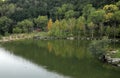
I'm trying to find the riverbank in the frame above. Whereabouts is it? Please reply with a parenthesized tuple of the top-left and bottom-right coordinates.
(1, 33, 120, 67)
(105, 50, 120, 67)
(0, 34, 33, 42)
(0, 32, 48, 42)
(0, 32, 120, 42)
(33, 36, 120, 41)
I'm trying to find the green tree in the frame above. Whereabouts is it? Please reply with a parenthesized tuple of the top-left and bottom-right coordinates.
(0, 16, 13, 35)
(34, 16, 48, 31)
(105, 26, 111, 37)
(56, 4, 74, 19)
(103, 4, 119, 38)
(112, 11, 120, 41)
(82, 4, 95, 37)
(76, 16, 86, 37)
(65, 10, 76, 19)
(116, 1, 120, 9)
(49, 20, 60, 37)
(0, 3, 16, 16)
(88, 22, 95, 38)
(13, 27, 22, 34)
(103, 4, 119, 13)
(82, 4, 95, 22)
(60, 19, 68, 37)
(15, 19, 34, 33)
(67, 18, 76, 36)
(89, 10, 105, 38)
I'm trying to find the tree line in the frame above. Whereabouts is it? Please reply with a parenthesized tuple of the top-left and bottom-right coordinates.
(47, 1, 120, 38)
(0, 0, 120, 39)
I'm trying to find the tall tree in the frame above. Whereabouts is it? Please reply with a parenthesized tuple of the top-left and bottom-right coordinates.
(89, 10, 105, 38)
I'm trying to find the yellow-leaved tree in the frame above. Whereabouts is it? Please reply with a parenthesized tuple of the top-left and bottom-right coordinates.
(47, 19, 53, 31)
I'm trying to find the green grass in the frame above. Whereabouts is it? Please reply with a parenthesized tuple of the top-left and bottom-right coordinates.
(32, 32, 48, 36)
(111, 49, 120, 58)
(0, 32, 48, 42)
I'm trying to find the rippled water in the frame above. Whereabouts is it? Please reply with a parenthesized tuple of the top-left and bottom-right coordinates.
(0, 40, 120, 78)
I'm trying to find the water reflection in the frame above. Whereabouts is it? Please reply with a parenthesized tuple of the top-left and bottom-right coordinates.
(0, 48, 69, 78)
(47, 40, 90, 59)
(1, 39, 120, 78)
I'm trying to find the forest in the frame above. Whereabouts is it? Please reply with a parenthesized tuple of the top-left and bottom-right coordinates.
(0, 0, 120, 39)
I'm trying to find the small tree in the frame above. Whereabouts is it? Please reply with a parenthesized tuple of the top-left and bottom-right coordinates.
(47, 18, 53, 31)
(88, 22, 95, 38)
(60, 19, 68, 37)
(76, 16, 86, 37)
(67, 18, 76, 36)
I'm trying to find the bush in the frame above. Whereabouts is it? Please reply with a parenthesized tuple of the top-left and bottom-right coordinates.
(13, 27, 22, 33)
(0, 35, 3, 39)
(5, 32, 10, 36)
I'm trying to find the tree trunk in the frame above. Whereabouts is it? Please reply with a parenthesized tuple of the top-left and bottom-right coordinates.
(113, 23, 116, 49)
(100, 23, 103, 39)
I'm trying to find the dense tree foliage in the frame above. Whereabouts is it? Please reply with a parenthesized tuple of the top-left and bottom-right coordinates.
(6, 0, 119, 21)
(0, 0, 120, 38)
(13, 19, 34, 33)
(48, 2, 120, 38)
(0, 16, 13, 35)
(34, 16, 48, 31)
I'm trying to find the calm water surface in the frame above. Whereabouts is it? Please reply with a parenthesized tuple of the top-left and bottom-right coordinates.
(0, 40, 120, 78)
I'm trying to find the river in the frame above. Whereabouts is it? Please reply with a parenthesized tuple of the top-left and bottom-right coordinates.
(0, 39, 120, 78)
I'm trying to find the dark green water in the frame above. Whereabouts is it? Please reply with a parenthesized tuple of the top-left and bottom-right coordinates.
(0, 39, 120, 78)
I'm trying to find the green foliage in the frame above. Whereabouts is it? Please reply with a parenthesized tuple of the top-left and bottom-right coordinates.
(116, 1, 120, 9)
(0, 0, 120, 38)
(34, 16, 48, 31)
(112, 11, 120, 22)
(82, 4, 95, 21)
(0, 16, 13, 35)
(103, 4, 118, 13)
(88, 22, 95, 38)
(76, 16, 86, 31)
(0, 3, 16, 16)
(65, 10, 76, 19)
(0, 34, 2, 39)
(15, 19, 34, 33)
(56, 3, 74, 19)
(4, 32, 10, 36)
(89, 39, 109, 59)
(13, 27, 22, 33)
(105, 26, 111, 37)
(89, 10, 105, 24)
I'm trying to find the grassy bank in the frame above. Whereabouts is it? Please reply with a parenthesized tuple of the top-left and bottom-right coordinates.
(0, 32, 48, 42)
